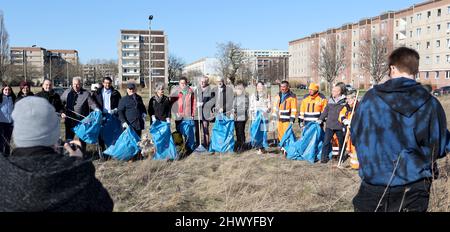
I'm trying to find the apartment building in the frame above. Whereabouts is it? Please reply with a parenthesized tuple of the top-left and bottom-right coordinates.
(394, 0, 450, 88)
(242, 49, 290, 84)
(10, 47, 79, 85)
(182, 58, 220, 82)
(83, 63, 118, 85)
(118, 29, 168, 92)
(289, 0, 450, 89)
(48, 49, 79, 65)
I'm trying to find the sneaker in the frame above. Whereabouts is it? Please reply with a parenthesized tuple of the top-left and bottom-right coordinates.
(257, 149, 263, 155)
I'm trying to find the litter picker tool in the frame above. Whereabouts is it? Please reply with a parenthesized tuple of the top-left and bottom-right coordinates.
(194, 97, 207, 153)
(337, 90, 360, 168)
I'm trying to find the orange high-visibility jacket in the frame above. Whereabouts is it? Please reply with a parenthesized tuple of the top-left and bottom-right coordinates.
(272, 91, 298, 122)
(298, 93, 327, 122)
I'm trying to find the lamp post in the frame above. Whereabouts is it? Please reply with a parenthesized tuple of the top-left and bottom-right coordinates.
(49, 52, 52, 84)
(22, 49, 27, 82)
(148, 15, 153, 96)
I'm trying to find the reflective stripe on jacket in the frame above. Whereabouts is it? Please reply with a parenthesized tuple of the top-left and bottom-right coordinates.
(299, 93, 327, 122)
(272, 91, 297, 122)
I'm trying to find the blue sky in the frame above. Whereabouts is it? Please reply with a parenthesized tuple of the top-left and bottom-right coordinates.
(1, 0, 420, 64)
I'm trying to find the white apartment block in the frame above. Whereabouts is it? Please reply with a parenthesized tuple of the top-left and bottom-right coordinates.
(118, 29, 168, 91)
(182, 58, 220, 82)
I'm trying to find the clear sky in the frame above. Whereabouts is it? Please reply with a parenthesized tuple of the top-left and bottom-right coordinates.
(1, 0, 420, 64)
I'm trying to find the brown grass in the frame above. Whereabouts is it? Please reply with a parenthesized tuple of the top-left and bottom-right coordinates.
(94, 96, 450, 212)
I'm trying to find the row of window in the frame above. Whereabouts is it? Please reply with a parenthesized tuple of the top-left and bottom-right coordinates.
(417, 71, 450, 79)
(405, 6, 450, 24)
(424, 54, 450, 65)
(413, 39, 450, 50)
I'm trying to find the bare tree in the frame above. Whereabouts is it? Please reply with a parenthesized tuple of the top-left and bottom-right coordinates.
(0, 11, 9, 81)
(313, 34, 347, 92)
(168, 54, 185, 82)
(359, 36, 390, 85)
(216, 41, 245, 85)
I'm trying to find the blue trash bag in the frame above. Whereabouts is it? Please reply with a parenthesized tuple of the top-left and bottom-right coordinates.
(100, 113, 122, 147)
(150, 120, 178, 160)
(250, 110, 269, 149)
(209, 114, 235, 153)
(73, 110, 102, 144)
(176, 120, 196, 151)
(279, 123, 296, 150)
(286, 122, 331, 163)
(103, 127, 141, 161)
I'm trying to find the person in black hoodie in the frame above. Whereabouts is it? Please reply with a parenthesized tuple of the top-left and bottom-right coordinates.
(317, 84, 347, 164)
(351, 47, 449, 212)
(35, 79, 64, 113)
(148, 83, 171, 125)
(15, 80, 34, 103)
(0, 97, 113, 212)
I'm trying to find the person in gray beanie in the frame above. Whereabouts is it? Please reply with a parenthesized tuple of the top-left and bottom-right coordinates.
(0, 97, 114, 212)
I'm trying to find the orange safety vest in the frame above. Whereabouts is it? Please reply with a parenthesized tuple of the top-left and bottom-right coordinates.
(299, 93, 327, 122)
(272, 91, 297, 122)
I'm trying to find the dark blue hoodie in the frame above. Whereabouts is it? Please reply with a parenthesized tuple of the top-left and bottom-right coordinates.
(351, 77, 448, 187)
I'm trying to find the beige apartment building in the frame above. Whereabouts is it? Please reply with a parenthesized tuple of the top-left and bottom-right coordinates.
(394, 0, 450, 88)
(10, 47, 79, 85)
(118, 29, 168, 92)
(48, 49, 79, 65)
(289, 0, 450, 89)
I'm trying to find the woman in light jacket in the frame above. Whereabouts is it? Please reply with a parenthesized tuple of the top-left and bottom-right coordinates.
(249, 81, 271, 154)
(0, 84, 16, 156)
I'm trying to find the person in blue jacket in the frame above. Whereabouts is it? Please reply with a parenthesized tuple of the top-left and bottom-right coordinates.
(351, 47, 449, 212)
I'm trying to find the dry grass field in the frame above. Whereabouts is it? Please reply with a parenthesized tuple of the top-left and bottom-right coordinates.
(92, 96, 450, 212)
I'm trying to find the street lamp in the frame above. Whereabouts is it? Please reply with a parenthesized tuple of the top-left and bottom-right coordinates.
(148, 15, 153, 96)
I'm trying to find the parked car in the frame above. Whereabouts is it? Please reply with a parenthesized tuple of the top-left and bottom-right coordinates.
(53, 87, 68, 96)
(346, 84, 356, 93)
(433, 86, 450, 97)
(296, 84, 307, 90)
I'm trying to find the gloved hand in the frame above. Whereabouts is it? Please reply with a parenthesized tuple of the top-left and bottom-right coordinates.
(299, 120, 305, 128)
(142, 113, 147, 121)
(166, 118, 170, 123)
(343, 119, 350, 126)
(151, 115, 157, 122)
(198, 102, 203, 107)
(317, 120, 323, 125)
(230, 113, 235, 120)
(122, 123, 128, 129)
(94, 108, 101, 112)
(110, 108, 118, 115)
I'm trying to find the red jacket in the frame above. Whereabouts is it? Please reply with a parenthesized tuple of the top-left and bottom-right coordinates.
(177, 87, 196, 118)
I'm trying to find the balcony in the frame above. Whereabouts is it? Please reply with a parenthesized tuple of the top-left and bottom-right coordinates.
(122, 56, 140, 60)
(122, 63, 140, 68)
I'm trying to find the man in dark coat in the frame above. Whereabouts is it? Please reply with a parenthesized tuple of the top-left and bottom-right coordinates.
(0, 97, 113, 212)
(317, 84, 347, 164)
(194, 76, 215, 148)
(35, 79, 64, 113)
(118, 83, 146, 137)
(211, 77, 234, 118)
(60, 77, 100, 152)
(93, 77, 122, 115)
(93, 77, 122, 152)
(351, 47, 449, 212)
